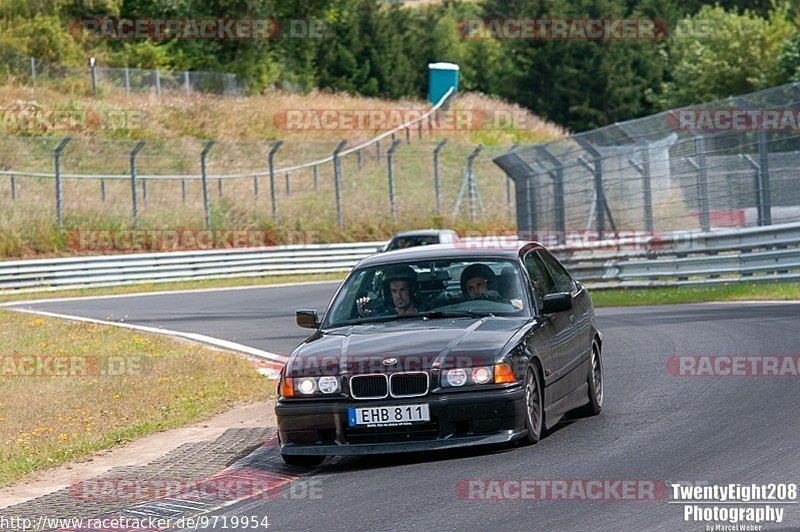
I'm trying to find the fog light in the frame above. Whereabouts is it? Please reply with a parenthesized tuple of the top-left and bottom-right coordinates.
(297, 377, 317, 395)
(446, 368, 467, 387)
(318, 376, 339, 394)
(472, 366, 492, 384)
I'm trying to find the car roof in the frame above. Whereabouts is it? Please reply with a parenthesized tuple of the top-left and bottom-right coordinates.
(359, 240, 543, 268)
(389, 229, 456, 238)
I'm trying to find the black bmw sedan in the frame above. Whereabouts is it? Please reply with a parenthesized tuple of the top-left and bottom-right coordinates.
(275, 241, 603, 466)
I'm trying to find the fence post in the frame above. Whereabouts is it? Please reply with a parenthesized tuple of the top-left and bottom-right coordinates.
(155, 70, 161, 96)
(200, 140, 215, 229)
(130, 140, 145, 227)
(387, 139, 402, 222)
(184, 71, 191, 93)
(313, 165, 319, 191)
(357, 149, 362, 170)
(253, 174, 259, 200)
(418, 120, 423, 140)
(54, 136, 72, 227)
(101, 178, 106, 203)
(735, 96, 772, 225)
(575, 138, 617, 240)
(268, 141, 283, 222)
(616, 123, 654, 235)
(218, 177, 223, 198)
(405, 127, 410, 144)
(376, 140, 381, 160)
(332, 140, 347, 228)
(505, 144, 518, 219)
(693, 134, 711, 232)
(181, 179, 186, 203)
(453, 145, 483, 221)
(466, 146, 482, 222)
(433, 139, 447, 214)
(285, 173, 291, 195)
(534, 146, 566, 242)
(10, 175, 16, 201)
(89, 58, 97, 95)
(124, 67, 130, 94)
(757, 130, 772, 225)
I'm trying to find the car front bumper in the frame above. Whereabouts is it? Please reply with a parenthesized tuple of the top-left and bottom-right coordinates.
(275, 385, 527, 456)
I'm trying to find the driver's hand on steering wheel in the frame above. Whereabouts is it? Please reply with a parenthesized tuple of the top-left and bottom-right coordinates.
(356, 296, 374, 317)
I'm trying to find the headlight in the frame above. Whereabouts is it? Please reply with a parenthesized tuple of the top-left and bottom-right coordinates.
(442, 366, 493, 387)
(472, 366, 492, 384)
(445, 368, 468, 387)
(440, 364, 517, 388)
(297, 377, 317, 395)
(318, 376, 340, 394)
(279, 375, 341, 397)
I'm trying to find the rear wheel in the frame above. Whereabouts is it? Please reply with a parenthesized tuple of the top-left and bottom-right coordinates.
(281, 454, 325, 467)
(578, 341, 603, 416)
(521, 365, 544, 445)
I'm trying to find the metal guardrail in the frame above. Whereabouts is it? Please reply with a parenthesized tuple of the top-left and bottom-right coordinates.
(0, 222, 798, 294)
(0, 242, 385, 293)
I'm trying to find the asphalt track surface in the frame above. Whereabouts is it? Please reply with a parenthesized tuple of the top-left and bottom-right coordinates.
(10, 285, 800, 531)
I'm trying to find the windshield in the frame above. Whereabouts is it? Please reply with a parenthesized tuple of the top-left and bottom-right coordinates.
(323, 258, 529, 328)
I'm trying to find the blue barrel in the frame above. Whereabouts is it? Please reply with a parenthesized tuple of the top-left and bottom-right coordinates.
(428, 62, 459, 104)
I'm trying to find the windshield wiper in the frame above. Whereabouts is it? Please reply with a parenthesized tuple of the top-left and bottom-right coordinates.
(420, 310, 488, 319)
(336, 313, 430, 326)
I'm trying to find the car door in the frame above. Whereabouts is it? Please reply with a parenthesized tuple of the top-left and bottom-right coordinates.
(523, 251, 580, 403)
(538, 250, 588, 397)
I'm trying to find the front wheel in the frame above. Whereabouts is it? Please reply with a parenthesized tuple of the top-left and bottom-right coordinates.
(281, 454, 325, 467)
(521, 365, 544, 445)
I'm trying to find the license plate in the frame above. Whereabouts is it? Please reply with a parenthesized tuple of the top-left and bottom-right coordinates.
(348, 404, 430, 427)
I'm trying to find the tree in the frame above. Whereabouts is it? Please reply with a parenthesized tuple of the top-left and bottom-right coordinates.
(659, 5, 794, 108)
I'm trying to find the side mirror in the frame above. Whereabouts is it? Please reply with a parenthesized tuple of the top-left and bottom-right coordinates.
(541, 292, 572, 314)
(296, 309, 320, 329)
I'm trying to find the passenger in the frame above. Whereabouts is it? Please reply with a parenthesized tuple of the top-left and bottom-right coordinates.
(460, 263, 523, 309)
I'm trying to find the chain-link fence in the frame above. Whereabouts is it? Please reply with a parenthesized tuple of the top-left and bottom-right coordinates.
(494, 82, 800, 243)
(0, 87, 517, 246)
(1, 54, 243, 96)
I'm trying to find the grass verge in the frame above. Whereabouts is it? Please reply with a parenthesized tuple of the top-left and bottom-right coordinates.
(0, 309, 274, 487)
(590, 282, 800, 307)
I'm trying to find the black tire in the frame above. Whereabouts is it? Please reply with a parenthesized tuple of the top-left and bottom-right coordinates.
(578, 341, 603, 416)
(521, 364, 545, 445)
(281, 454, 325, 467)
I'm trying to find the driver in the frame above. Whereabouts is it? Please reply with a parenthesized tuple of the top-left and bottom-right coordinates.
(357, 266, 425, 317)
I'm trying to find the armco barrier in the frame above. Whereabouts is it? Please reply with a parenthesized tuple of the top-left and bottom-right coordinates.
(0, 222, 798, 294)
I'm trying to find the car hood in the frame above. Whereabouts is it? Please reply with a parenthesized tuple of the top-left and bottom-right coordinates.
(286, 317, 530, 376)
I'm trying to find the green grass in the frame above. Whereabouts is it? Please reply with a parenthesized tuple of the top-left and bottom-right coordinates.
(0, 309, 274, 486)
(590, 282, 800, 307)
